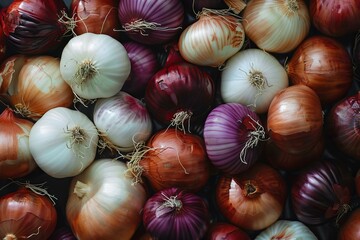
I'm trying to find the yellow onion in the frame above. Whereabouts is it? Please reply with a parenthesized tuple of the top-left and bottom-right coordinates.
(224, 0, 247, 14)
(0, 54, 28, 95)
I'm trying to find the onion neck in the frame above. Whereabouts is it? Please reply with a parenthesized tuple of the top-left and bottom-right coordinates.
(285, 0, 299, 12)
(243, 181, 261, 198)
(73, 181, 90, 198)
(161, 194, 182, 212)
(3, 234, 17, 240)
(75, 59, 97, 85)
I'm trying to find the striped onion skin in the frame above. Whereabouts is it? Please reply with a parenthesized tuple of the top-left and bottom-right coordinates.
(118, 0, 184, 45)
(203, 103, 266, 175)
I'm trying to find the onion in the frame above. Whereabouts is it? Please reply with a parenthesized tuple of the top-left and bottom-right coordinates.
(287, 35, 353, 106)
(254, 220, 318, 240)
(8, 55, 74, 121)
(29, 107, 99, 178)
(291, 159, 354, 225)
(206, 222, 251, 240)
(178, 10, 245, 67)
(242, 0, 310, 53)
(0, 187, 57, 240)
(203, 103, 266, 175)
(325, 92, 360, 161)
(267, 85, 323, 154)
(310, 0, 360, 37)
(220, 48, 289, 114)
(144, 63, 215, 129)
(93, 91, 153, 153)
(70, 0, 121, 39)
(66, 159, 148, 240)
(1, 0, 72, 55)
(338, 208, 360, 240)
(118, 0, 184, 45)
(59, 32, 131, 101)
(0, 54, 28, 95)
(49, 226, 77, 240)
(127, 128, 211, 192)
(0, 23, 6, 63)
(122, 41, 160, 98)
(142, 187, 210, 240)
(215, 162, 287, 231)
(0, 108, 36, 179)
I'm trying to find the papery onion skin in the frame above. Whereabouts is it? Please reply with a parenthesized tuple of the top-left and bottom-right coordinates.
(144, 63, 215, 126)
(203, 103, 266, 175)
(206, 222, 251, 240)
(142, 187, 210, 240)
(291, 160, 354, 225)
(254, 220, 318, 240)
(310, 0, 360, 37)
(242, 0, 310, 53)
(338, 208, 360, 240)
(139, 128, 210, 192)
(66, 159, 148, 240)
(0, 187, 57, 240)
(118, 0, 184, 45)
(267, 85, 323, 154)
(215, 163, 287, 231)
(178, 12, 245, 67)
(70, 0, 121, 39)
(0, 54, 28, 94)
(287, 35, 353, 106)
(0, 108, 36, 179)
(325, 92, 360, 161)
(1, 0, 69, 55)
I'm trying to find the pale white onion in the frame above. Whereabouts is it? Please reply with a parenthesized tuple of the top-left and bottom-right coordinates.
(242, 0, 310, 53)
(29, 107, 99, 178)
(178, 10, 245, 67)
(255, 220, 318, 240)
(60, 33, 131, 100)
(66, 159, 147, 240)
(93, 91, 153, 153)
(220, 48, 288, 114)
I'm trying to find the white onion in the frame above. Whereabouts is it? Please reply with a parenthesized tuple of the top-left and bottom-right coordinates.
(60, 33, 131, 100)
(29, 107, 99, 178)
(220, 48, 289, 114)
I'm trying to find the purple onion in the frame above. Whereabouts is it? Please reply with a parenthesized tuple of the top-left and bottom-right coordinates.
(122, 41, 159, 98)
(203, 103, 266, 175)
(291, 159, 354, 225)
(118, 0, 184, 45)
(49, 226, 77, 240)
(142, 187, 210, 240)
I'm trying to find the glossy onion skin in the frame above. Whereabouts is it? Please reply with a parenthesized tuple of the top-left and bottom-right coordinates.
(338, 208, 360, 240)
(206, 222, 251, 240)
(326, 92, 360, 161)
(267, 85, 323, 154)
(142, 187, 210, 240)
(291, 160, 354, 225)
(287, 35, 353, 106)
(203, 103, 265, 175)
(0, 188, 57, 240)
(215, 163, 287, 231)
(1, 0, 68, 55)
(145, 63, 215, 126)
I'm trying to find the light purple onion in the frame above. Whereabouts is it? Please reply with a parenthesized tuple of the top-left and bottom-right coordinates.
(142, 187, 210, 240)
(122, 41, 159, 98)
(203, 103, 266, 175)
(118, 0, 184, 45)
(49, 226, 77, 240)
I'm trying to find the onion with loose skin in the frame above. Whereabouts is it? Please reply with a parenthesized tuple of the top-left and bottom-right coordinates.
(8, 55, 74, 121)
(0, 108, 36, 179)
(66, 159, 148, 240)
(287, 35, 353, 106)
(325, 92, 360, 161)
(242, 0, 310, 53)
(267, 85, 323, 154)
(310, 0, 360, 37)
(178, 10, 245, 67)
(338, 208, 360, 240)
(142, 187, 210, 240)
(0, 55, 28, 95)
(206, 222, 251, 240)
(0, 187, 57, 240)
(215, 162, 287, 231)
(220, 48, 289, 114)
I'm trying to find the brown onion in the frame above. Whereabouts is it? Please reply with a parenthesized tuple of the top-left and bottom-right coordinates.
(267, 85, 323, 154)
(0, 55, 28, 95)
(215, 162, 287, 231)
(287, 35, 353, 106)
(338, 208, 360, 240)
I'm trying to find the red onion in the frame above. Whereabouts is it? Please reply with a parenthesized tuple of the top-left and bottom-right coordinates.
(338, 208, 360, 240)
(291, 159, 354, 225)
(118, 0, 184, 45)
(144, 63, 215, 129)
(49, 227, 77, 240)
(1, 0, 71, 55)
(203, 103, 266, 175)
(326, 92, 360, 161)
(206, 222, 251, 240)
(122, 41, 160, 98)
(142, 187, 210, 240)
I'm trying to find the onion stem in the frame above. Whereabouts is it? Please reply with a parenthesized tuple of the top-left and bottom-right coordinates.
(336, 204, 352, 226)
(74, 60, 98, 86)
(73, 181, 90, 198)
(161, 193, 182, 211)
(285, 0, 299, 12)
(4, 234, 17, 240)
(121, 19, 182, 36)
(170, 111, 192, 133)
